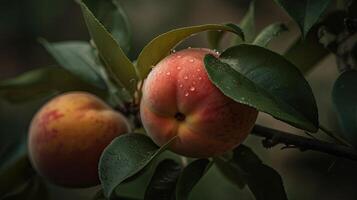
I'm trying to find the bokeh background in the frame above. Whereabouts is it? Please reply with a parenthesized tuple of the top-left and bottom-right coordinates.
(1, 0, 356, 199)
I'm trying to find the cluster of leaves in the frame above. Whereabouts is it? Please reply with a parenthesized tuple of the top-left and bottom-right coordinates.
(1, 0, 355, 199)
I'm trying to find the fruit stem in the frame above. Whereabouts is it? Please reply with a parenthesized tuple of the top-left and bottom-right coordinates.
(251, 125, 357, 161)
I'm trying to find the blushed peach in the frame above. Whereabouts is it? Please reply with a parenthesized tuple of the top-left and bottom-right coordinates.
(140, 48, 258, 158)
(28, 92, 130, 187)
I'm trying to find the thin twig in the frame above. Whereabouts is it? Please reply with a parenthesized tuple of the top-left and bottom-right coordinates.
(251, 125, 357, 161)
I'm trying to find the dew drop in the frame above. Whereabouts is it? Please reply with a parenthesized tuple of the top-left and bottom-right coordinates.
(184, 76, 188, 80)
(188, 46, 192, 49)
(198, 77, 202, 80)
(189, 59, 194, 63)
(196, 68, 201, 72)
(158, 70, 162, 74)
(166, 72, 171, 76)
(185, 92, 189, 97)
(179, 84, 183, 88)
(190, 86, 195, 91)
(177, 55, 182, 58)
(170, 49, 176, 53)
(177, 66, 182, 70)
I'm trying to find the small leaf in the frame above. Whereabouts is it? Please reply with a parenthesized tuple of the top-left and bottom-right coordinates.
(204, 44, 318, 132)
(136, 23, 244, 80)
(0, 67, 107, 103)
(99, 134, 176, 199)
(41, 40, 106, 89)
(144, 159, 182, 200)
(207, 30, 225, 50)
(215, 145, 288, 200)
(237, 0, 256, 44)
(284, 26, 329, 74)
(84, 0, 132, 54)
(253, 23, 288, 47)
(274, 0, 332, 36)
(214, 155, 246, 189)
(176, 159, 211, 200)
(332, 70, 357, 147)
(79, 1, 138, 97)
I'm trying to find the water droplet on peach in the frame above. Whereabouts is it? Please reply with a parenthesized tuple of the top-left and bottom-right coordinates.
(184, 76, 188, 80)
(190, 86, 195, 91)
(185, 92, 189, 97)
(189, 59, 194, 63)
(177, 66, 182, 70)
(166, 72, 171, 76)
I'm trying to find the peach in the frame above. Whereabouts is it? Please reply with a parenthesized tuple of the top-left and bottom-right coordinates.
(28, 92, 130, 187)
(140, 48, 258, 158)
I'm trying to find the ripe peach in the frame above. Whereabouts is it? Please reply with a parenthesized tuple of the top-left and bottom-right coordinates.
(28, 92, 130, 187)
(140, 48, 258, 158)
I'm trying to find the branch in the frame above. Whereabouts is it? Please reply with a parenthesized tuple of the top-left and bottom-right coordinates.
(251, 125, 357, 161)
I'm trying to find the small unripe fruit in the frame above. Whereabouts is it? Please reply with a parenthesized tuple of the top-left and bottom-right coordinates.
(28, 92, 130, 187)
(140, 48, 258, 158)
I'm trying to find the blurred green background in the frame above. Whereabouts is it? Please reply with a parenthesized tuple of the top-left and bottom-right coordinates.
(1, 0, 357, 199)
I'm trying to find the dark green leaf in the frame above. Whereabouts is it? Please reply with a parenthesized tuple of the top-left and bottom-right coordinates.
(215, 145, 288, 200)
(0, 67, 107, 103)
(84, 0, 132, 54)
(144, 159, 182, 200)
(332, 70, 357, 147)
(176, 159, 211, 200)
(41, 40, 106, 89)
(214, 155, 246, 189)
(253, 23, 288, 47)
(99, 134, 176, 199)
(237, 0, 256, 44)
(79, 1, 138, 98)
(1, 176, 48, 200)
(284, 26, 329, 74)
(204, 44, 318, 132)
(207, 30, 225, 50)
(136, 23, 244, 80)
(273, 0, 332, 36)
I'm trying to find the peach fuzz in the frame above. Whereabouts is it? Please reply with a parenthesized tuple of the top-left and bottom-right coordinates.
(140, 48, 258, 158)
(28, 92, 130, 187)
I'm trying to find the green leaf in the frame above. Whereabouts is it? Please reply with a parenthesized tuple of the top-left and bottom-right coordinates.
(237, 0, 256, 44)
(253, 23, 288, 47)
(0, 67, 106, 103)
(176, 159, 211, 200)
(215, 145, 287, 200)
(79, 1, 138, 97)
(136, 23, 244, 80)
(99, 134, 176, 199)
(84, 0, 132, 54)
(332, 70, 357, 147)
(144, 159, 182, 200)
(204, 44, 318, 132)
(214, 155, 246, 189)
(284, 26, 329, 74)
(273, 0, 332, 36)
(40, 40, 106, 89)
(207, 30, 225, 50)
